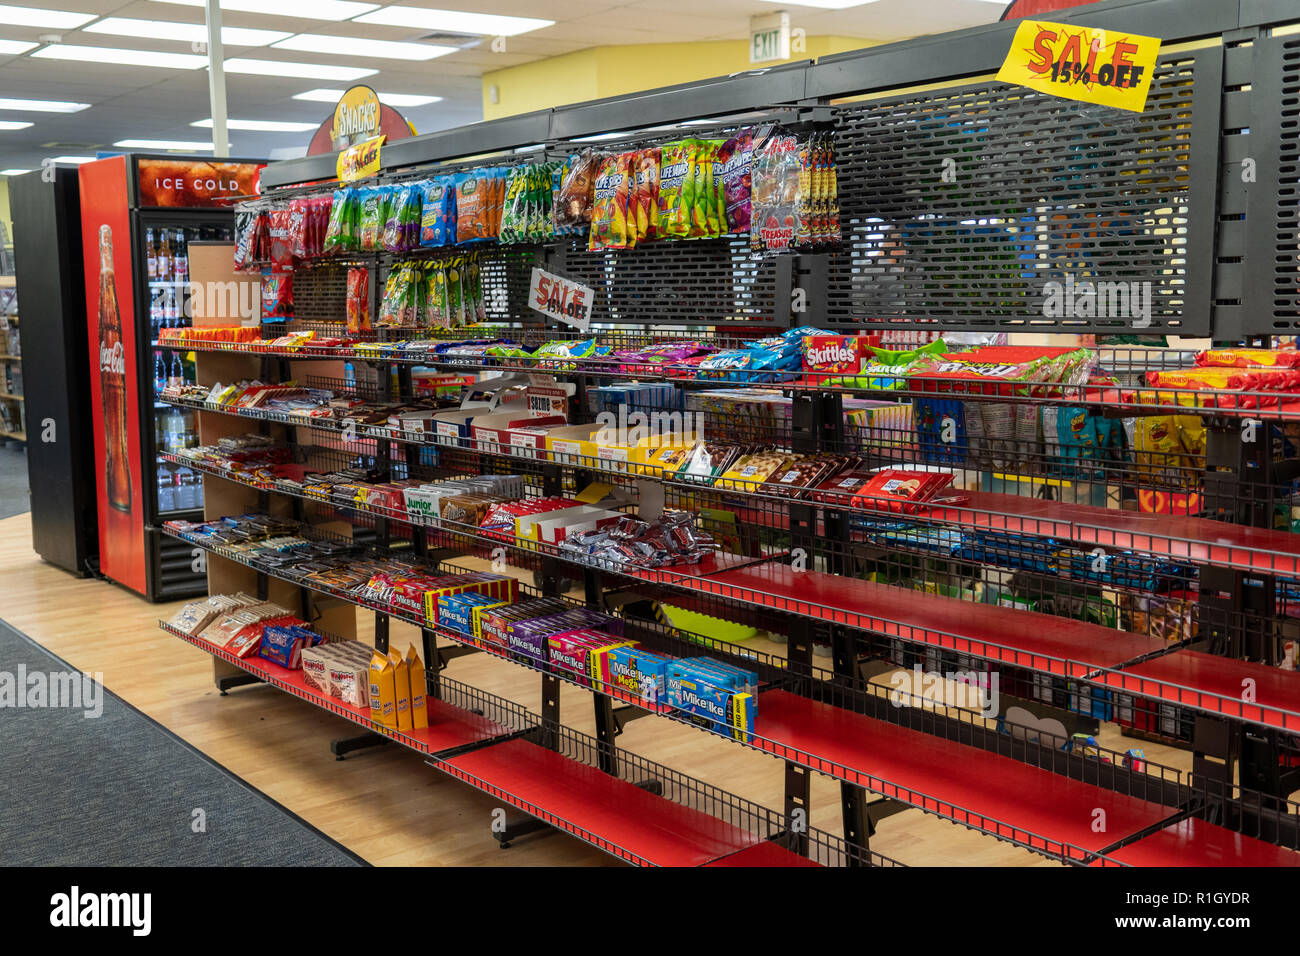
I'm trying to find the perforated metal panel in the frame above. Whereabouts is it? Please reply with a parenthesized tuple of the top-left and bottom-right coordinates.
(823, 49, 1219, 334)
(552, 236, 786, 327)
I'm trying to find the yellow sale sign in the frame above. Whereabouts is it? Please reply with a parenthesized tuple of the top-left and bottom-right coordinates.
(336, 135, 385, 182)
(997, 20, 1162, 113)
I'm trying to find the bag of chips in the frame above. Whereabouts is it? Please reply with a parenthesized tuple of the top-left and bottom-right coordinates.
(555, 150, 601, 230)
(466, 256, 488, 323)
(499, 165, 531, 244)
(455, 171, 496, 244)
(657, 141, 696, 239)
(357, 186, 389, 252)
(346, 266, 370, 334)
(323, 186, 359, 253)
(382, 182, 421, 253)
(589, 152, 634, 251)
(378, 263, 423, 328)
(445, 258, 466, 326)
(417, 178, 455, 247)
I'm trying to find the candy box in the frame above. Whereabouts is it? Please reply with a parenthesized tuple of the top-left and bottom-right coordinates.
(529, 506, 624, 546)
(405, 644, 428, 730)
(547, 630, 632, 686)
(389, 648, 413, 732)
(600, 645, 673, 705)
(435, 592, 507, 634)
(328, 657, 370, 709)
(849, 468, 954, 514)
(368, 651, 397, 729)
(675, 656, 758, 696)
(476, 598, 572, 650)
(666, 666, 756, 742)
(299, 644, 332, 692)
(505, 626, 551, 666)
(259, 624, 317, 669)
(802, 334, 862, 375)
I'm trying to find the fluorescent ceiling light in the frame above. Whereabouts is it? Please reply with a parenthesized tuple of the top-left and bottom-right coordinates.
(755, 0, 879, 7)
(0, 96, 89, 112)
(0, 119, 33, 130)
(153, 0, 378, 20)
(272, 34, 455, 61)
(0, 168, 29, 175)
(293, 88, 443, 107)
(223, 58, 377, 80)
(193, 118, 317, 132)
(85, 18, 291, 47)
(0, 38, 36, 54)
(115, 138, 214, 151)
(0, 4, 96, 28)
(48, 155, 94, 163)
(354, 8, 553, 36)
(32, 45, 208, 69)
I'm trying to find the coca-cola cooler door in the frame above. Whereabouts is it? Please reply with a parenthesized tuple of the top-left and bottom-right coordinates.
(79, 156, 148, 596)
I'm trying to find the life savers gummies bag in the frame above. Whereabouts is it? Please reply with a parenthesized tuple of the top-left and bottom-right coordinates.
(629, 148, 660, 242)
(657, 141, 696, 239)
(589, 152, 634, 251)
(719, 129, 755, 233)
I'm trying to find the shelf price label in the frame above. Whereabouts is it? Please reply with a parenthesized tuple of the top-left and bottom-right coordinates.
(337, 135, 385, 182)
(529, 267, 594, 332)
(997, 20, 1162, 113)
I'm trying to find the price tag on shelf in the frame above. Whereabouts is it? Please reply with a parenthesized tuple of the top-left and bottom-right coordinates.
(996, 20, 1161, 113)
(336, 135, 385, 182)
(528, 267, 594, 332)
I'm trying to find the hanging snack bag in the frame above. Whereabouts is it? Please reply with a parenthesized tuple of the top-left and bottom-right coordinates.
(657, 141, 695, 239)
(750, 131, 800, 256)
(466, 256, 488, 323)
(555, 149, 601, 231)
(286, 198, 311, 261)
(499, 165, 531, 244)
(267, 206, 296, 269)
(699, 139, 725, 237)
(455, 171, 494, 244)
(417, 178, 455, 248)
(424, 262, 449, 329)
(234, 208, 260, 271)
(589, 152, 634, 251)
(445, 258, 466, 327)
(719, 129, 755, 233)
(346, 267, 371, 334)
(382, 182, 419, 253)
(324, 186, 359, 253)
(629, 148, 660, 242)
(358, 185, 389, 252)
(261, 266, 294, 321)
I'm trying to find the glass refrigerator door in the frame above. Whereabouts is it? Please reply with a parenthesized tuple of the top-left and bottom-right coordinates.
(149, 221, 233, 517)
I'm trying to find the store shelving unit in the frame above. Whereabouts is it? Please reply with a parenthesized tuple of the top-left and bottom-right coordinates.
(158, 0, 1300, 866)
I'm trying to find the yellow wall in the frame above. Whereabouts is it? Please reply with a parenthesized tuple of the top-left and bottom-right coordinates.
(483, 36, 879, 120)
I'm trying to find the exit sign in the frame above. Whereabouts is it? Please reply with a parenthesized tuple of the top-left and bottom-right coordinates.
(750, 12, 790, 64)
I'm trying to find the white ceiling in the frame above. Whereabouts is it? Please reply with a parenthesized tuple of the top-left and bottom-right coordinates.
(0, 0, 1008, 172)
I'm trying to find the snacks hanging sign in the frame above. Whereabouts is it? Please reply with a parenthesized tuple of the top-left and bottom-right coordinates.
(996, 20, 1162, 113)
(529, 267, 594, 331)
(337, 135, 384, 182)
(331, 85, 383, 150)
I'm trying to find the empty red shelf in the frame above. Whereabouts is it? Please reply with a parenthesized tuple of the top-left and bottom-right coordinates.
(679, 563, 1166, 677)
(1100, 819, 1300, 867)
(441, 738, 774, 867)
(752, 690, 1175, 860)
(1098, 650, 1300, 731)
(704, 842, 823, 867)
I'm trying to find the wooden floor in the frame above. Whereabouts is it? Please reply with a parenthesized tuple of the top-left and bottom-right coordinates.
(2, 511, 1069, 866)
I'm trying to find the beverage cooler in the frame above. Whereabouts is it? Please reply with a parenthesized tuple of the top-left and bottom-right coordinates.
(79, 153, 263, 601)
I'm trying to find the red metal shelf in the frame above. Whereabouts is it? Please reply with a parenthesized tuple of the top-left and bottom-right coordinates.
(753, 690, 1173, 861)
(439, 738, 772, 867)
(931, 492, 1300, 577)
(163, 623, 511, 755)
(1099, 818, 1300, 867)
(703, 842, 824, 867)
(677, 562, 1167, 677)
(1098, 650, 1300, 731)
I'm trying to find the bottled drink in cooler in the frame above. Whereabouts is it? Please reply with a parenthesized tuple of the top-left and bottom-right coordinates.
(98, 224, 132, 513)
(146, 227, 157, 281)
(173, 229, 188, 282)
(157, 229, 171, 283)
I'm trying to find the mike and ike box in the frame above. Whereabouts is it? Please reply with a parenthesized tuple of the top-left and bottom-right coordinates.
(389, 648, 412, 732)
(406, 644, 428, 730)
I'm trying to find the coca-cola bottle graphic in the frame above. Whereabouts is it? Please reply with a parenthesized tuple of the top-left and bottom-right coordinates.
(98, 224, 132, 513)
